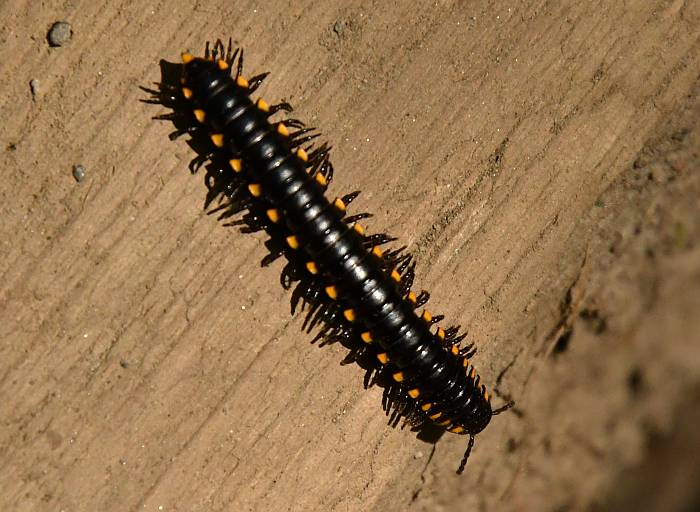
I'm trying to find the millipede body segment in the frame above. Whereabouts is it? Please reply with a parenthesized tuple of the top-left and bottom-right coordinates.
(146, 39, 511, 473)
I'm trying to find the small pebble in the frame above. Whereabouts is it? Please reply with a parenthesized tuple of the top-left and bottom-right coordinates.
(30, 79, 39, 99)
(48, 21, 72, 47)
(72, 164, 85, 182)
(333, 19, 346, 36)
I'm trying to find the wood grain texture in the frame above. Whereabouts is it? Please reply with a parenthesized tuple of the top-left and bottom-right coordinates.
(1, 1, 699, 510)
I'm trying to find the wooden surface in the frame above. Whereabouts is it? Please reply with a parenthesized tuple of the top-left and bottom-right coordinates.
(1, 1, 699, 510)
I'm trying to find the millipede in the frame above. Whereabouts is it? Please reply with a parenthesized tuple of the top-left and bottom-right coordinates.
(143, 38, 513, 474)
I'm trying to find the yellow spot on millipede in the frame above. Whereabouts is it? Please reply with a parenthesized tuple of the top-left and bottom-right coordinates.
(217, 59, 229, 70)
(408, 291, 417, 304)
(305, 261, 318, 274)
(429, 412, 442, 420)
(277, 123, 289, 137)
(286, 235, 299, 249)
(182, 87, 193, 99)
(352, 223, 364, 235)
(181, 53, 194, 64)
(296, 148, 308, 162)
(420, 403, 432, 412)
(266, 209, 280, 223)
(343, 309, 356, 322)
(256, 98, 269, 112)
(372, 246, 383, 258)
(193, 109, 206, 123)
(390, 269, 401, 282)
(449, 426, 465, 434)
(229, 159, 243, 173)
(377, 353, 389, 364)
(325, 286, 338, 300)
(315, 173, 328, 187)
(247, 184, 262, 197)
(333, 198, 346, 212)
(408, 388, 420, 399)
(421, 310, 433, 323)
(360, 331, 373, 343)
(210, 134, 224, 147)
(236, 75, 249, 88)
(392, 372, 404, 382)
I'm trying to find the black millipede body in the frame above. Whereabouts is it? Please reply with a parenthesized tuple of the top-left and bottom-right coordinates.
(144, 39, 512, 473)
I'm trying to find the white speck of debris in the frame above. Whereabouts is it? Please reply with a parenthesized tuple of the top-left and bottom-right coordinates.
(241, 305, 246, 310)
(366, 138, 370, 142)
(83, 333, 88, 338)
(159, 506, 164, 511)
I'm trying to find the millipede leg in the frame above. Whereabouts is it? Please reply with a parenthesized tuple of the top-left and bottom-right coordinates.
(189, 152, 215, 173)
(235, 48, 244, 78)
(461, 344, 477, 359)
(225, 38, 236, 66)
(344, 213, 373, 224)
(169, 126, 198, 141)
(268, 102, 294, 115)
(248, 72, 269, 92)
(153, 112, 180, 121)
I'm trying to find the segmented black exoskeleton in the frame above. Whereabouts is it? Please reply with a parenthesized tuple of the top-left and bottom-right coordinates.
(144, 39, 512, 474)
